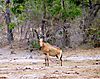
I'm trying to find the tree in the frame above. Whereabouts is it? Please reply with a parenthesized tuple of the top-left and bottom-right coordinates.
(5, 0, 14, 44)
(81, 0, 100, 44)
(27, 0, 82, 48)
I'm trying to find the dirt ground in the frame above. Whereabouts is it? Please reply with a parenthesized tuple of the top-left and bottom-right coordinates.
(0, 47, 100, 79)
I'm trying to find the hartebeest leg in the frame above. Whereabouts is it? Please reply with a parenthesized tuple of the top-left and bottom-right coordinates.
(56, 54, 62, 66)
(45, 54, 49, 66)
(47, 53, 49, 66)
(60, 54, 62, 66)
(45, 55, 47, 66)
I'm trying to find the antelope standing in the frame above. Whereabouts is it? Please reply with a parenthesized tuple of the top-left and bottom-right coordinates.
(39, 35, 63, 66)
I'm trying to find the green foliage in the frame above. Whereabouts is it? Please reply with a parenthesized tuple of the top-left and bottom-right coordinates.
(47, 0, 53, 6)
(66, 6, 81, 19)
(47, 0, 82, 20)
(11, 0, 28, 15)
(95, 30, 100, 39)
(28, 0, 82, 21)
(18, 14, 26, 21)
(65, 0, 81, 19)
(0, 0, 4, 3)
(10, 0, 29, 26)
(49, 3, 61, 16)
(88, 18, 100, 47)
(97, 31, 100, 35)
(0, 24, 3, 29)
(13, 5, 23, 14)
(0, 0, 5, 11)
(13, 0, 25, 4)
(11, 4, 24, 14)
(47, 0, 61, 17)
(31, 40, 40, 49)
(69, 0, 81, 6)
(9, 22, 16, 29)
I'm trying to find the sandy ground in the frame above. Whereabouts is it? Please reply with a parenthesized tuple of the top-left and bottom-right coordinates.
(0, 47, 100, 79)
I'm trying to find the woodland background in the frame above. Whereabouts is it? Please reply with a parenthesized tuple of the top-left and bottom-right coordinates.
(0, 0, 100, 49)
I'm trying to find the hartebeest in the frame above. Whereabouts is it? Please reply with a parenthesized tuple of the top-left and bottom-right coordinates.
(33, 28, 63, 66)
(39, 35, 63, 66)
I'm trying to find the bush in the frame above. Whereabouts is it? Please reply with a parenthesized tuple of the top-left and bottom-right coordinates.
(31, 40, 40, 49)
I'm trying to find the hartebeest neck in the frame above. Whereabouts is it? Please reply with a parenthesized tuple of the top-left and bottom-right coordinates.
(39, 38, 44, 47)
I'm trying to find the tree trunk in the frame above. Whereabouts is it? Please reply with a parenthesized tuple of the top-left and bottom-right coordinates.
(61, 0, 69, 47)
(62, 23, 70, 47)
(41, 0, 46, 41)
(89, 0, 93, 9)
(5, 0, 13, 44)
(81, 0, 87, 43)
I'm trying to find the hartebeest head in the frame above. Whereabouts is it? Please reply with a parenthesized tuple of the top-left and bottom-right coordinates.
(39, 36, 43, 47)
(37, 27, 44, 47)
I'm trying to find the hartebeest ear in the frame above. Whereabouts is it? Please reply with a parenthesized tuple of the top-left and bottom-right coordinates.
(32, 27, 44, 41)
(32, 28, 39, 40)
